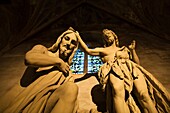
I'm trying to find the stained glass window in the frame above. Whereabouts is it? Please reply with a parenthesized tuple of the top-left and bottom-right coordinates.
(70, 49, 103, 74)
(70, 49, 84, 74)
(87, 55, 103, 73)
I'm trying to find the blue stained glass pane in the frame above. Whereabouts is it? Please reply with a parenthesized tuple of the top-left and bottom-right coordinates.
(87, 55, 103, 73)
(70, 49, 84, 74)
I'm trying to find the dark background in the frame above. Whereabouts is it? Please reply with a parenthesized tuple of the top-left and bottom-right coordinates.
(0, 0, 170, 53)
(0, 1, 169, 112)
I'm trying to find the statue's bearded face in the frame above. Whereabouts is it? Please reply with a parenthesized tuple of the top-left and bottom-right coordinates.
(59, 33, 78, 58)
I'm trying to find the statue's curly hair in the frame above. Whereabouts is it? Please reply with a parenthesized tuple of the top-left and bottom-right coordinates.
(48, 27, 79, 65)
(102, 29, 119, 47)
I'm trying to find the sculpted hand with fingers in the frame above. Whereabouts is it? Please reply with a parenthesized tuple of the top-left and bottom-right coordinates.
(3, 27, 79, 113)
(76, 29, 170, 113)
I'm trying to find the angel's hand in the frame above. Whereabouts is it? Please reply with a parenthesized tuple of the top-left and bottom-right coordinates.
(128, 40, 136, 50)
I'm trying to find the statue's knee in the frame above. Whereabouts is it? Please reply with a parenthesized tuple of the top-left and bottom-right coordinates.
(109, 80, 124, 96)
(137, 91, 150, 102)
(62, 82, 78, 101)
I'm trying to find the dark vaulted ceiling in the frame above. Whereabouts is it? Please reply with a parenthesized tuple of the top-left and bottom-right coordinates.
(0, 0, 170, 54)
